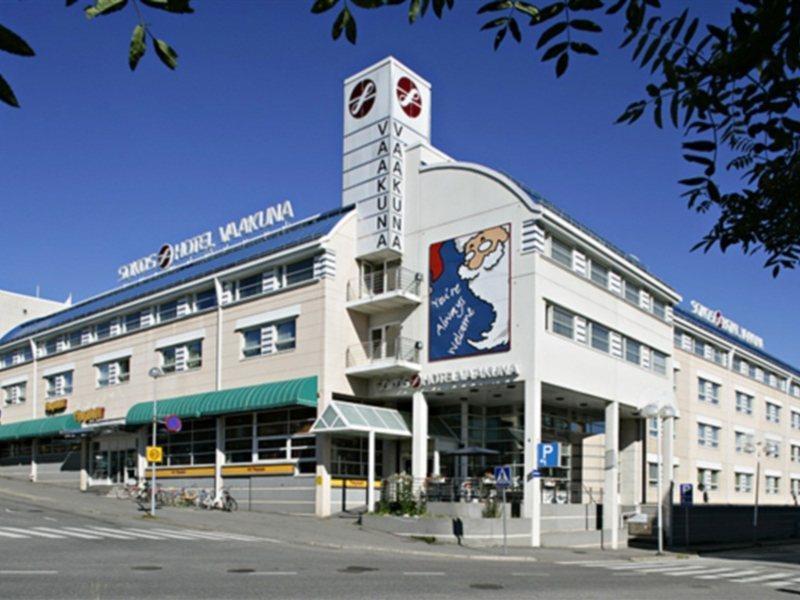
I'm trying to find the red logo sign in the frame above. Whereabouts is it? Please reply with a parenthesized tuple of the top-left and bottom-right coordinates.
(396, 76, 422, 118)
(349, 79, 376, 119)
(157, 244, 173, 269)
(410, 374, 421, 389)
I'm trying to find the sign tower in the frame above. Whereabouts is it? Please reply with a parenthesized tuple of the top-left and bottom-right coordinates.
(342, 57, 432, 259)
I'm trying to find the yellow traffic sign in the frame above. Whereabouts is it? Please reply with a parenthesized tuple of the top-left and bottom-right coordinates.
(146, 446, 163, 463)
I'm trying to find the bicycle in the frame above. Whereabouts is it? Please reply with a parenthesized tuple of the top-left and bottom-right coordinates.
(113, 481, 143, 500)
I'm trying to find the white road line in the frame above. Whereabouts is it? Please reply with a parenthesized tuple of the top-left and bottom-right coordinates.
(60, 527, 110, 540)
(511, 573, 549, 577)
(155, 529, 258, 542)
(765, 579, 800, 588)
(2, 527, 64, 539)
(0, 530, 27, 538)
(635, 564, 712, 574)
(666, 568, 736, 577)
(733, 572, 795, 583)
(696, 569, 761, 580)
(663, 567, 729, 577)
(80, 527, 138, 539)
(132, 529, 199, 540)
(120, 528, 169, 540)
(0, 570, 58, 575)
(403, 572, 445, 576)
(557, 560, 621, 566)
(37, 527, 101, 540)
(607, 561, 695, 571)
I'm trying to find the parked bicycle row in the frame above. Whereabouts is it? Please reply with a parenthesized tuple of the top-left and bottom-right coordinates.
(110, 481, 238, 512)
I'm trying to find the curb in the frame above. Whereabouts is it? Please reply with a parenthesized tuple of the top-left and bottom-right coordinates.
(305, 540, 538, 562)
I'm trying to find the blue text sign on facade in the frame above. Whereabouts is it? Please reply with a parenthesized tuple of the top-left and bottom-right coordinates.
(537, 442, 560, 468)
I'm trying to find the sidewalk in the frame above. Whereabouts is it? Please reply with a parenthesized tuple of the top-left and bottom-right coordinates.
(0, 476, 666, 564)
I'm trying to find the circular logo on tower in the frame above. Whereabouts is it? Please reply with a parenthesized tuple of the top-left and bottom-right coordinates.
(396, 76, 422, 118)
(348, 79, 376, 119)
(157, 243, 174, 269)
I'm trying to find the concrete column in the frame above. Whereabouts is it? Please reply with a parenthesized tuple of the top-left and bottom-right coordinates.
(411, 391, 428, 494)
(315, 433, 332, 517)
(136, 428, 147, 481)
(662, 415, 675, 545)
(432, 449, 441, 477)
(30, 439, 38, 482)
(460, 399, 469, 479)
(523, 379, 542, 547)
(79, 438, 89, 492)
(604, 401, 620, 549)
(367, 430, 376, 512)
(214, 416, 225, 500)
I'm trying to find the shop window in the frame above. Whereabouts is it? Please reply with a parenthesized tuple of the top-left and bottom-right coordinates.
(331, 437, 383, 478)
(225, 415, 254, 463)
(44, 371, 73, 398)
(156, 418, 215, 466)
(2, 382, 26, 405)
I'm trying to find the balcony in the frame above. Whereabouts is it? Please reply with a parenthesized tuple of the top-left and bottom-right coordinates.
(345, 337, 421, 378)
(346, 267, 422, 314)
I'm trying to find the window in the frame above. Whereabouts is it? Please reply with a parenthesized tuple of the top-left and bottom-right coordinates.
(673, 330, 683, 348)
(159, 339, 202, 374)
(241, 317, 298, 359)
(285, 258, 315, 286)
(225, 414, 254, 463)
(590, 323, 609, 352)
(158, 300, 178, 323)
(152, 417, 215, 466)
(624, 281, 640, 305)
(792, 410, 800, 430)
(766, 402, 781, 424)
(124, 312, 141, 333)
(195, 288, 217, 311)
(332, 436, 383, 478)
(765, 439, 781, 458)
(697, 468, 719, 491)
(693, 339, 706, 358)
(648, 462, 659, 487)
(652, 350, 667, 375)
(44, 371, 73, 398)
(698, 378, 720, 405)
(792, 384, 800, 398)
(735, 472, 753, 493)
(96, 357, 130, 388)
(648, 417, 659, 438)
(625, 339, 641, 365)
(2, 382, 26, 405)
(736, 392, 753, 415)
(550, 237, 573, 268)
(238, 274, 262, 300)
(735, 431, 754, 453)
(792, 445, 800, 463)
(766, 475, 781, 494)
(793, 479, 800, 498)
(68, 330, 83, 349)
(42, 338, 57, 356)
(652, 298, 666, 320)
(95, 320, 112, 341)
(697, 423, 720, 448)
(590, 261, 608, 287)
(551, 306, 574, 339)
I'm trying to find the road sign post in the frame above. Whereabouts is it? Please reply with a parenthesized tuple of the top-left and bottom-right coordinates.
(494, 465, 512, 555)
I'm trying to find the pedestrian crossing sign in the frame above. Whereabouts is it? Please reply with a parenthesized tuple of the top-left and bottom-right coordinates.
(494, 465, 512, 490)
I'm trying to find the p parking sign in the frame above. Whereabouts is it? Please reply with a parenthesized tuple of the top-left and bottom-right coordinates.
(537, 442, 561, 468)
(146, 446, 163, 463)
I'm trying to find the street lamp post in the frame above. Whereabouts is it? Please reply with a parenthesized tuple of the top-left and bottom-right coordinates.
(746, 441, 762, 544)
(148, 366, 163, 517)
(642, 402, 677, 555)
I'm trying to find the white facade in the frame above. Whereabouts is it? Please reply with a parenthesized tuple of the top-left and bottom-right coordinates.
(0, 289, 66, 339)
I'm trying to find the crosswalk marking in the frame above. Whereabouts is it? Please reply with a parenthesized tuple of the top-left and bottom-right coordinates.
(665, 568, 735, 577)
(36, 527, 101, 540)
(733, 571, 794, 583)
(696, 569, 761, 580)
(0, 529, 27, 538)
(81, 527, 137, 539)
(58, 527, 106, 540)
(119, 528, 168, 540)
(2, 527, 65, 539)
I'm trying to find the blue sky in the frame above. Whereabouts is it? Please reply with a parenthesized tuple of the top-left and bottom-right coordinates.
(2, 1, 798, 364)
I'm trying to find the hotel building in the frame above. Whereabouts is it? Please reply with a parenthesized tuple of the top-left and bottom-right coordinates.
(0, 57, 794, 547)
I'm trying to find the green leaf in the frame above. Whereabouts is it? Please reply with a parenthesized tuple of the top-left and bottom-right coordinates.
(513, 1, 539, 18)
(311, 0, 339, 13)
(684, 17, 699, 44)
(555, 51, 569, 77)
(345, 8, 357, 44)
(494, 26, 507, 50)
(0, 24, 35, 57)
(570, 41, 598, 55)
(66, 0, 79, 5)
(537, 21, 568, 49)
(0, 73, 19, 108)
(409, 0, 422, 23)
(569, 19, 601, 33)
(541, 41, 568, 61)
(640, 37, 660, 67)
(85, 0, 128, 19)
(351, 0, 384, 7)
(140, 0, 194, 13)
(129, 24, 146, 71)
(481, 17, 508, 31)
(508, 17, 521, 42)
(683, 140, 715, 152)
(671, 8, 687, 39)
(153, 38, 178, 70)
(478, 0, 512, 13)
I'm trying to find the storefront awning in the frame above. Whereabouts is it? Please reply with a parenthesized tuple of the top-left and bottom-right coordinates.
(125, 376, 318, 426)
(0, 413, 80, 442)
(310, 400, 411, 438)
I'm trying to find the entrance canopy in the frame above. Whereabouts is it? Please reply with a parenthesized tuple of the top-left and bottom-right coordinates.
(126, 376, 317, 425)
(310, 400, 411, 438)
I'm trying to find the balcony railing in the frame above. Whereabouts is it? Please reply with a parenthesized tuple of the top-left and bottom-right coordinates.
(347, 267, 422, 302)
(346, 336, 421, 369)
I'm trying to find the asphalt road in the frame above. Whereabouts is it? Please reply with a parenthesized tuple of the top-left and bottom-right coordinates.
(0, 490, 797, 599)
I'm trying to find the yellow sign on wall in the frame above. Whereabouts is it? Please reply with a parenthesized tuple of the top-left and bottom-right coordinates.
(146, 446, 163, 463)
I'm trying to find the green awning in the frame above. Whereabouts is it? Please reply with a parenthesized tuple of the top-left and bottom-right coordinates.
(0, 413, 80, 442)
(125, 376, 318, 426)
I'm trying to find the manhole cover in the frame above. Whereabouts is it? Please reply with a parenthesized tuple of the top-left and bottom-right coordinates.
(470, 584, 503, 590)
(338, 566, 377, 574)
(228, 568, 255, 574)
(131, 566, 162, 571)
